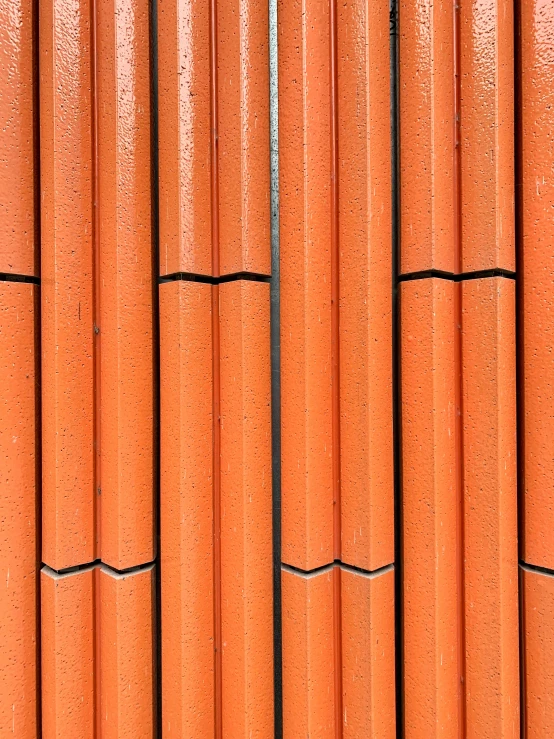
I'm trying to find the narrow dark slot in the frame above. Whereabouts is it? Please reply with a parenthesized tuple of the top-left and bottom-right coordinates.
(398, 268, 516, 283)
(0, 273, 40, 284)
(158, 271, 271, 285)
(390, 1, 404, 736)
(42, 558, 158, 577)
(269, 0, 283, 731)
(150, 0, 162, 733)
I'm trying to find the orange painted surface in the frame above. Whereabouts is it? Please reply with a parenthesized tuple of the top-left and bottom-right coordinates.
(341, 566, 396, 739)
(399, 0, 455, 274)
(461, 278, 519, 737)
(160, 281, 214, 738)
(97, 0, 154, 569)
(401, 279, 459, 738)
(41, 566, 95, 739)
(99, 565, 155, 739)
(337, 0, 393, 572)
(282, 566, 335, 739)
(459, 0, 514, 272)
(519, 0, 554, 570)
(40, 0, 95, 570)
(521, 566, 554, 739)
(279, 0, 333, 570)
(218, 0, 271, 276)
(219, 280, 273, 736)
(0, 0, 37, 276)
(157, 0, 212, 277)
(0, 284, 38, 737)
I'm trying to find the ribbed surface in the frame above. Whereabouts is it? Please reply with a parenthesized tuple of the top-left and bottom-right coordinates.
(1, 0, 553, 736)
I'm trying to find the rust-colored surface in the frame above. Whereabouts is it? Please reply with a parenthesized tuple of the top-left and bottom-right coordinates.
(278, 0, 333, 570)
(157, 0, 212, 277)
(462, 278, 519, 737)
(338, 0, 393, 572)
(97, 0, 154, 569)
(519, 0, 554, 570)
(401, 278, 459, 738)
(99, 565, 155, 739)
(460, 0, 514, 272)
(40, 0, 95, 570)
(399, 0, 455, 274)
(218, 0, 271, 276)
(219, 280, 273, 736)
(522, 566, 554, 739)
(41, 566, 95, 739)
(0, 284, 38, 737)
(160, 280, 214, 738)
(0, 0, 37, 276)
(341, 567, 396, 739)
(282, 566, 335, 739)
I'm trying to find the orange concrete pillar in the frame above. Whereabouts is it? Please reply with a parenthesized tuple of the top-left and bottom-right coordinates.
(99, 566, 155, 739)
(0, 0, 38, 278)
(0, 284, 39, 737)
(459, 0, 514, 272)
(281, 566, 335, 738)
(0, 0, 39, 731)
(341, 566, 396, 739)
(400, 278, 460, 738)
(159, 280, 214, 738)
(461, 278, 519, 737)
(96, 0, 154, 570)
(519, 0, 554, 571)
(219, 280, 273, 736)
(217, 0, 270, 276)
(278, 0, 333, 572)
(40, 0, 95, 570)
(157, 0, 212, 277)
(399, 0, 455, 274)
(521, 566, 554, 739)
(41, 566, 95, 739)
(337, 0, 393, 572)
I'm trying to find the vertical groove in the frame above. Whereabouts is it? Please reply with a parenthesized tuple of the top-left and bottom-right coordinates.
(209, 0, 222, 732)
(514, 0, 525, 734)
(90, 0, 102, 734)
(150, 0, 162, 732)
(269, 0, 283, 730)
(329, 0, 342, 734)
(390, 0, 403, 735)
(453, 0, 466, 735)
(33, 0, 42, 729)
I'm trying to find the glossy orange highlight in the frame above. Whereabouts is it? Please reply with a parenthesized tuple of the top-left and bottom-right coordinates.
(220, 280, 273, 736)
(0, 283, 38, 737)
(96, 0, 154, 569)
